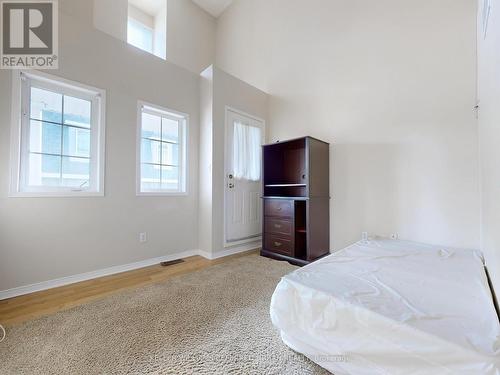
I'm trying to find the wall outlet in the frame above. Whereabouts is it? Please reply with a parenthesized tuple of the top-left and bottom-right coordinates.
(390, 233, 399, 240)
(361, 232, 369, 241)
(139, 232, 147, 243)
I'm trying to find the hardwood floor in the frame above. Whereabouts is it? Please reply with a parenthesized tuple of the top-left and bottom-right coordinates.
(0, 250, 258, 327)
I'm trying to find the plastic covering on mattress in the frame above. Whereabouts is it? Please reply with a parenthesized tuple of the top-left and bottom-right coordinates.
(270, 238, 500, 375)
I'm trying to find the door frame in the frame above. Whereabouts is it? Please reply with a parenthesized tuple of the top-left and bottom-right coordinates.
(223, 106, 266, 247)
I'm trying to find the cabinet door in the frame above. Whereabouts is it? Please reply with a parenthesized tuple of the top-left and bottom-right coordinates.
(264, 234, 294, 256)
(264, 199, 294, 218)
(265, 218, 293, 236)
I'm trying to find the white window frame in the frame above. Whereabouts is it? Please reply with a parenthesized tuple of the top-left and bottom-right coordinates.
(136, 101, 188, 196)
(9, 70, 106, 197)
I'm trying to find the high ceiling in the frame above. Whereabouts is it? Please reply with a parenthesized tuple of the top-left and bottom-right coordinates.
(128, 0, 166, 16)
(128, 0, 233, 18)
(191, 0, 233, 18)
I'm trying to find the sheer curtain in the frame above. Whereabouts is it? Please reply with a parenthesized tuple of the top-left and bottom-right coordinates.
(233, 121, 262, 181)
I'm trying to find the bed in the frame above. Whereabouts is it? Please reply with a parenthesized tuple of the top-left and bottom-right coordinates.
(270, 238, 500, 375)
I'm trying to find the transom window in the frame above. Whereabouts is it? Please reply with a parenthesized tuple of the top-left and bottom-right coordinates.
(127, 1, 167, 59)
(10, 71, 105, 196)
(127, 17, 153, 54)
(137, 103, 187, 194)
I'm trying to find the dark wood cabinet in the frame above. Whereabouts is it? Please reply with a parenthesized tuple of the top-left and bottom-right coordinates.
(261, 136, 330, 266)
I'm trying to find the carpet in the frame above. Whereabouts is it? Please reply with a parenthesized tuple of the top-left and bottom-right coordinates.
(0, 254, 330, 374)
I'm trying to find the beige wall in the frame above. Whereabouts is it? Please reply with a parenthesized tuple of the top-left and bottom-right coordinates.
(93, 0, 128, 41)
(199, 66, 268, 255)
(477, 0, 500, 293)
(1, 0, 489, 294)
(167, 0, 216, 74)
(154, 5, 167, 59)
(198, 67, 214, 254)
(211, 67, 268, 254)
(93, 0, 215, 74)
(216, 0, 480, 251)
(0, 3, 201, 291)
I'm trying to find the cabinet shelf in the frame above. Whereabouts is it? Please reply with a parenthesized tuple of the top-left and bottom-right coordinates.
(262, 196, 309, 200)
(265, 184, 306, 187)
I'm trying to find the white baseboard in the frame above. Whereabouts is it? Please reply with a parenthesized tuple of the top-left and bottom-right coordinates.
(0, 241, 264, 301)
(0, 249, 200, 301)
(202, 240, 261, 260)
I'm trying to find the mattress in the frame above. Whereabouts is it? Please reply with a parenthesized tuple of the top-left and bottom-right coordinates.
(270, 238, 500, 375)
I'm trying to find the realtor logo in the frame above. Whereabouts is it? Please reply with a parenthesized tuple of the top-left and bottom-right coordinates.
(1, 0, 58, 69)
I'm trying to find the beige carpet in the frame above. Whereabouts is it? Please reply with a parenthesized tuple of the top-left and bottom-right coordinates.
(0, 254, 330, 374)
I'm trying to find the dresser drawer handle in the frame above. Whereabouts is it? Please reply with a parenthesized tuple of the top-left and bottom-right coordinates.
(274, 224, 282, 228)
(277, 207, 282, 211)
(274, 241, 282, 247)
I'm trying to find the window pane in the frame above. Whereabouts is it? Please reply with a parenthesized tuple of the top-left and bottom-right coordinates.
(139, 106, 186, 194)
(233, 121, 261, 181)
(162, 118, 179, 143)
(19, 75, 103, 194)
(141, 138, 161, 164)
(29, 120, 62, 154)
(141, 112, 161, 140)
(63, 95, 91, 128)
(30, 87, 62, 123)
(127, 18, 153, 53)
(62, 157, 90, 188)
(161, 142, 179, 166)
(28, 153, 61, 186)
(141, 163, 161, 190)
(161, 165, 179, 190)
(63, 126, 90, 157)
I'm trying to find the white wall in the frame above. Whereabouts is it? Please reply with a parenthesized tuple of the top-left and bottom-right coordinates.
(93, 0, 128, 42)
(211, 67, 268, 254)
(128, 4, 154, 29)
(93, 0, 215, 73)
(0, 1, 201, 291)
(1, 0, 486, 294)
(216, 0, 480, 251)
(167, 0, 216, 73)
(198, 66, 214, 254)
(154, 5, 167, 60)
(477, 0, 500, 294)
(198, 66, 268, 255)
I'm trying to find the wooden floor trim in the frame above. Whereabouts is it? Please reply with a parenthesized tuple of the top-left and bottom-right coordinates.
(0, 249, 258, 327)
(0, 249, 202, 301)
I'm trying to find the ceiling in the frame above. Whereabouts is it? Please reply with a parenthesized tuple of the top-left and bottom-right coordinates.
(128, 0, 166, 16)
(191, 0, 233, 18)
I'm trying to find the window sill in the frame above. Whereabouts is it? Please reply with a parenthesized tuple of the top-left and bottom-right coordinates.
(136, 191, 188, 197)
(9, 191, 105, 198)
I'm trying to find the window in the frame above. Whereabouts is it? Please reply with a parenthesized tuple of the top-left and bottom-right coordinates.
(127, 17, 153, 54)
(233, 121, 262, 181)
(10, 71, 105, 196)
(127, 2, 166, 59)
(137, 102, 187, 195)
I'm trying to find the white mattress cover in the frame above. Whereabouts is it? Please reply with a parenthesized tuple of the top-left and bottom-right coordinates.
(270, 239, 500, 375)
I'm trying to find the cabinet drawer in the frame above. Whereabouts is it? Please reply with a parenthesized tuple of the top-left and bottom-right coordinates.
(264, 199, 294, 218)
(265, 218, 293, 236)
(264, 234, 293, 256)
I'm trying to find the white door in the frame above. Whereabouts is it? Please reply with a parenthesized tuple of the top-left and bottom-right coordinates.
(225, 108, 265, 244)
